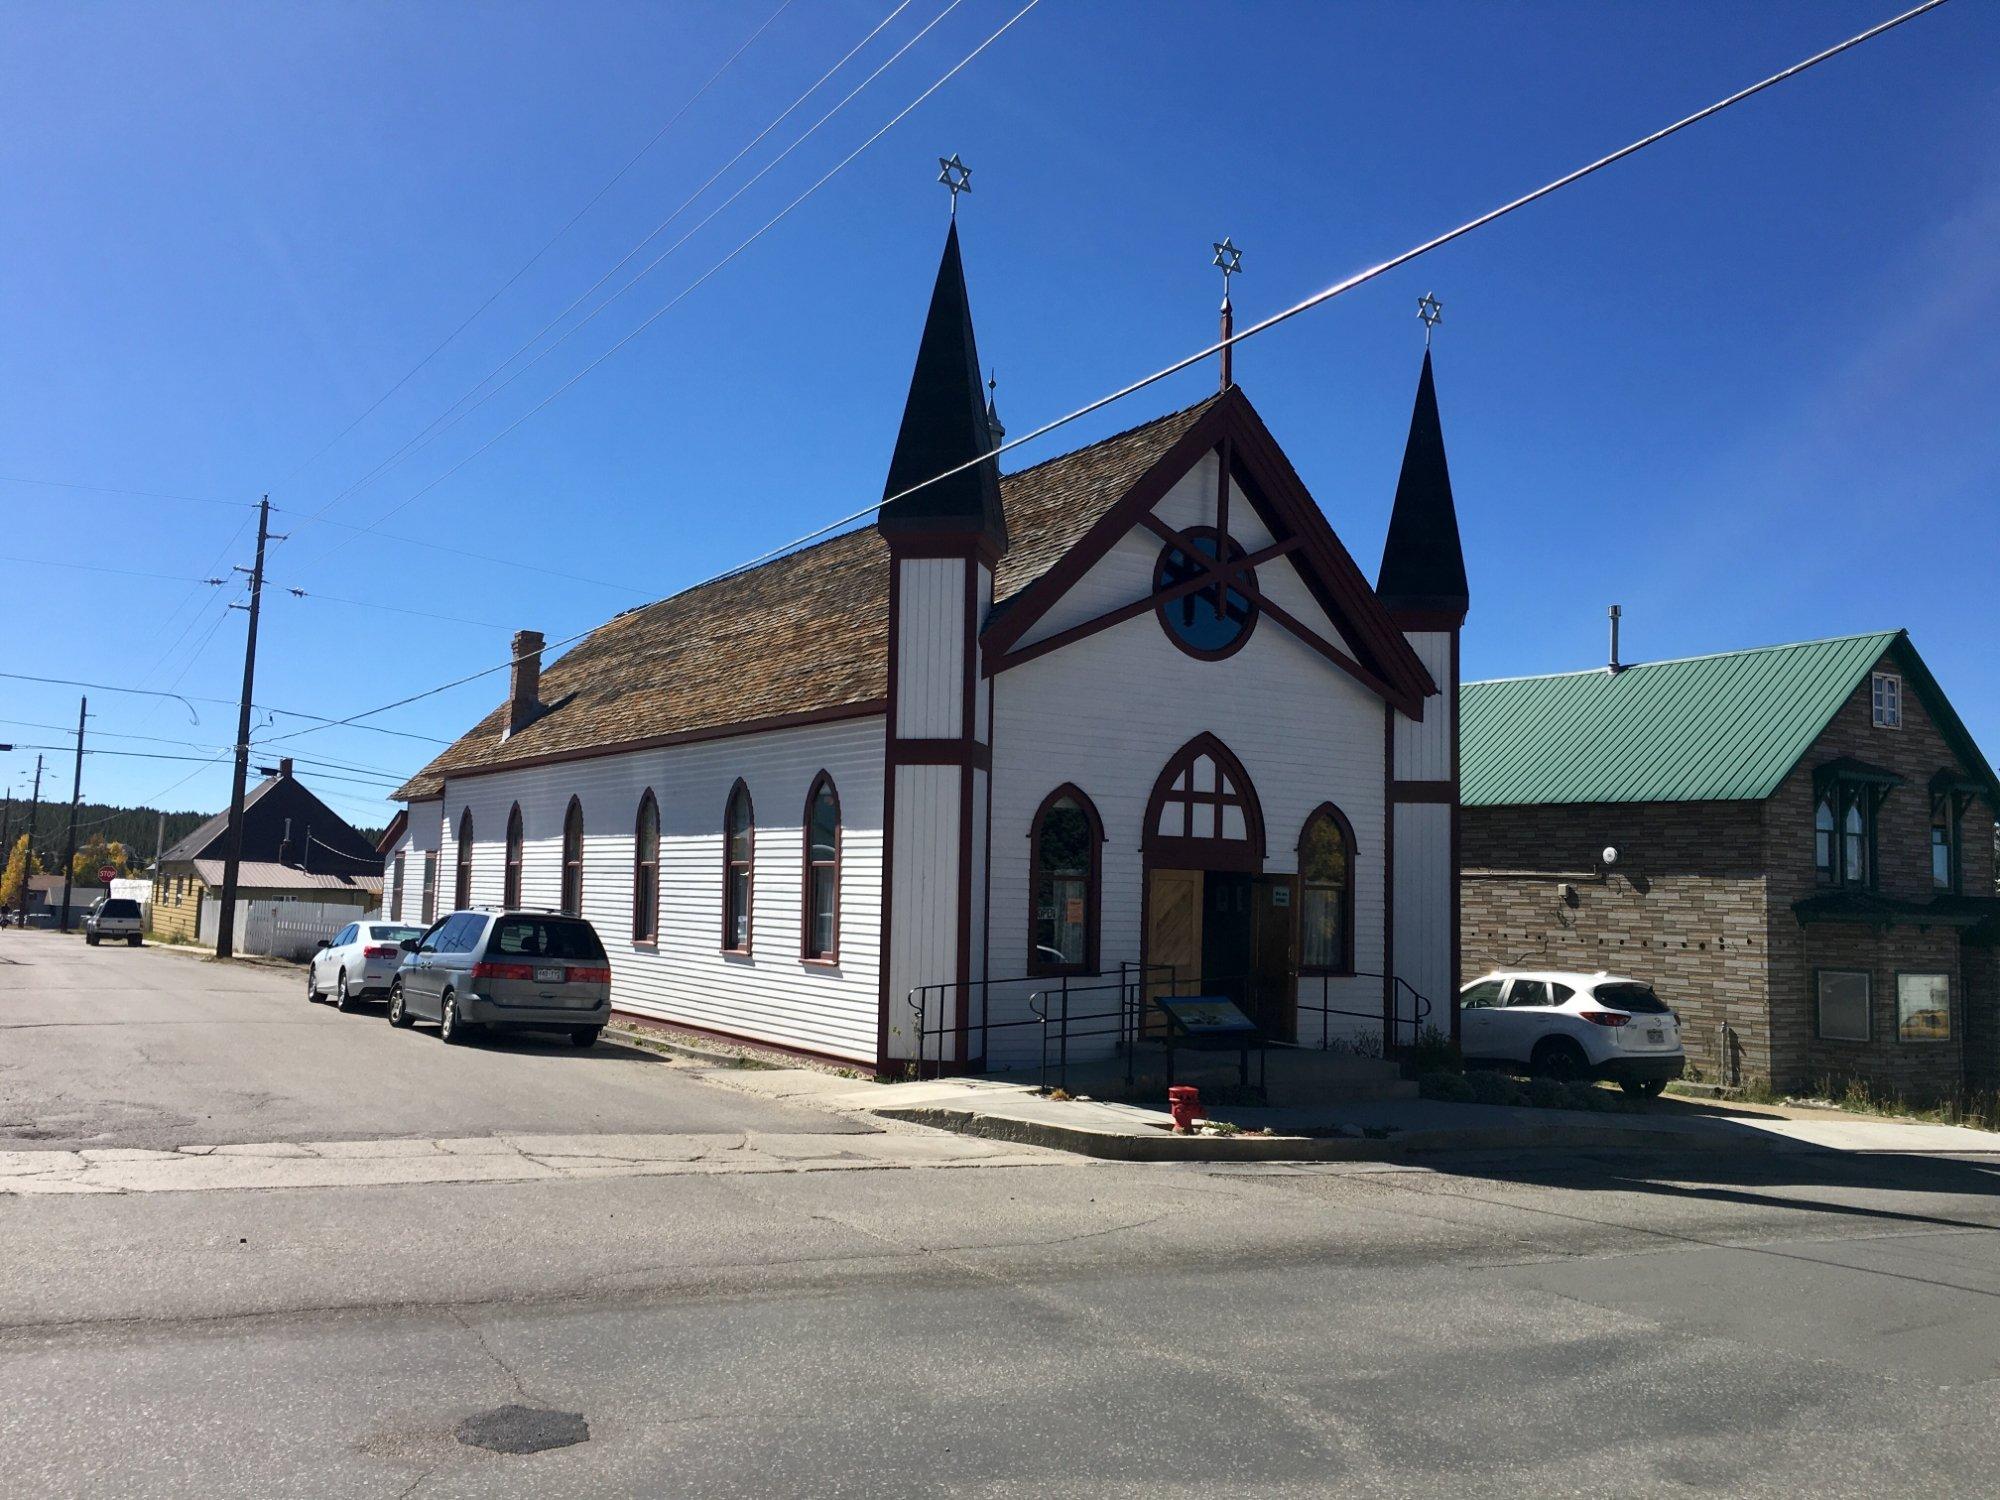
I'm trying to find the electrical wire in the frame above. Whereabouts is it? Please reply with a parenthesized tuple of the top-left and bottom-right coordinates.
(270, 0, 797, 500)
(249, 0, 1947, 755)
(287, 0, 938, 561)
(266, 581, 514, 632)
(0, 671, 452, 746)
(298, 0, 1040, 565)
(0, 474, 253, 510)
(0, 553, 222, 585)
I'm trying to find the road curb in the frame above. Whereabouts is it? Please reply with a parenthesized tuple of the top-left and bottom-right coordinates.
(873, 1105, 1805, 1162)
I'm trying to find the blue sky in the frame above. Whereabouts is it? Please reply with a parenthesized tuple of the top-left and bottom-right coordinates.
(3, 0, 1995, 830)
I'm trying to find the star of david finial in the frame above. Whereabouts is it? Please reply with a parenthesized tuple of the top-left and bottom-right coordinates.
(1417, 292, 1444, 346)
(1211, 236, 1244, 297)
(937, 153, 972, 214)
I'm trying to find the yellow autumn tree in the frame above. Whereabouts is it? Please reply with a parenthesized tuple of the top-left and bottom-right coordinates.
(71, 834, 133, 886)
(1, 834, 43, 909)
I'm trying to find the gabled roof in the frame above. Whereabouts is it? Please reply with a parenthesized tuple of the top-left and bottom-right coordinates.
(392, 402, 1219, 801)
(375, 807, 409, 856)
(1461, 630, 2000, 808)
(159, 773, 285, 863)
(393, 384, 1439, 799)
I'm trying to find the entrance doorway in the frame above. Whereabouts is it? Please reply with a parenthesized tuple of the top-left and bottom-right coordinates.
(1139, 730, 1293, 1041)
(1146, 868, 1296, 1039)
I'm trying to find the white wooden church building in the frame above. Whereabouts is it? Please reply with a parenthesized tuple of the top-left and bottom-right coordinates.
(385, 223, 1471, 1072)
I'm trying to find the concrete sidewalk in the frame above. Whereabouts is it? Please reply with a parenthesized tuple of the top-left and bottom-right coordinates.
(686, 1064, 2000, 1162)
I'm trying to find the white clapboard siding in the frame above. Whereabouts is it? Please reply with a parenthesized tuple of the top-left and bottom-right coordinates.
(894, 558, 965, 739)
(1393, 633, 1453, 782)
(987, 586, 1391, 1067)
(1392, 801, 1452, 1028)
(885, 762, 959, 1060)
(438, 715, 884, 1062)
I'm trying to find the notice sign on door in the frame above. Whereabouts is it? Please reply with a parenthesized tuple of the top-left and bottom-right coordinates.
(1065, 897, 1084, 925)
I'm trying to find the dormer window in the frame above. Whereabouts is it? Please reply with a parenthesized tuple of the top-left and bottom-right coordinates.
(1871, 671, 1902, 728)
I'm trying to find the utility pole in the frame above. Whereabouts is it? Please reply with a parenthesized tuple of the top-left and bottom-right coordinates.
(216, 497, 277, 959)
(1, 784, 13, 921)
(57, 697, 86, 933)
(17, 756, 44, 926)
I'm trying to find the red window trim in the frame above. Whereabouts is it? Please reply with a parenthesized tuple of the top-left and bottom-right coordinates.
(722, 779, 754, 955)
(454, 809, 474, 911)
(633, 789, 660, 944)
(1141, 732, 1267, 872)
(1027, 783, 1105, 978)
(560, 797, 585, 917)
(801, 771, 841, 965)
(1296, 801, 1357, 977)
(503, 803, 524, 910)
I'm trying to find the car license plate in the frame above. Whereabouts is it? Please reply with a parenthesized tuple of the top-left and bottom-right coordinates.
(1647, 1028, 1664, 1043)
(535, 966, 565, 984)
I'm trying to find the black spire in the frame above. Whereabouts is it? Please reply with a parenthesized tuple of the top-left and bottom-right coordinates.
(878, 221, 1007, 551)
(1376, 350, 1468, 618)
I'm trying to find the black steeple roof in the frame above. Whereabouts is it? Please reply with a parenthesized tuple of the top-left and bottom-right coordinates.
(877, 221, 1008, 550)
(1376, 349, 1468, 618)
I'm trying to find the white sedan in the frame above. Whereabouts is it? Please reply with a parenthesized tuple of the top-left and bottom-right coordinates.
(1458, 969, 1686, 1097)
(307, 920, 428, 1012)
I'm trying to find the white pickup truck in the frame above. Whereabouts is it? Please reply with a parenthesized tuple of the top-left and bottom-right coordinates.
(85, 897, 145, 947)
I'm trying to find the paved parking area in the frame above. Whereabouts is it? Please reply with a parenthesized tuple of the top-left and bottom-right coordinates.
(0, 930, 873, 1150)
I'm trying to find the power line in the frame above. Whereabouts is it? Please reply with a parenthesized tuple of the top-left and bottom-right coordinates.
(267, 581, 515, 632)
(0, 718, 413, 782)
(0, 474, 252, 511)
(284, 0, 929, 562)
(262, 507, 653, 597)
(301, 0, 1040, 562)
(0, 553, 222, 586)
(248, 0, 1948, 756)
(0, 670, 453, 746)
(270, 0, 797, 499)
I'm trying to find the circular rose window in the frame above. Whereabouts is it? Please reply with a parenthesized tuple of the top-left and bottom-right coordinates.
(1154, 527, 1258, 658)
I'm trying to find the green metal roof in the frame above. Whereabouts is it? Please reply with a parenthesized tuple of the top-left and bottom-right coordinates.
(1461, 631, 1924, 806)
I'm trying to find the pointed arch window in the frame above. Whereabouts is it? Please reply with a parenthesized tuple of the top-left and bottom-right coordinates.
(723, 781, 753, 953)
(1299, 805, 1355, 975)
(561, 798, 584, 916)
(454, 809, 474, 910)
(803, 774, 840, 963)
(1030, 785, 1103, 976)
(1814, 793, 1836, 882)
(503, 804, 524, 909)
(1142, 733, 1266, 873)
(633, 791, 660, 943)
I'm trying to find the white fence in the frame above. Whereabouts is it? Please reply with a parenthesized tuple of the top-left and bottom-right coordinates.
(196, 898, 377, 960)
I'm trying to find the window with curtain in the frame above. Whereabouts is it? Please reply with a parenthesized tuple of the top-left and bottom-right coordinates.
(1814, 795, 1836, 882)
(1931, 804, 1956, 891)
(1031, 788, 1099, 974)
(503, 804, 524, 909)
(803, 775, 839, 961)
(633, 792, 659, 943)
(724, 782, 753, 952)
(1842, 798, 1868, 887)
(454, 810, 474, 910)
(1299, 806, 1353, 972)
(561, 798, 584, 916)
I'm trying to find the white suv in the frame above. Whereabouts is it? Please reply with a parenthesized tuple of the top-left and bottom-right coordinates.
(1458, 970, 1685, 1097)
(85, 897, 145, 947)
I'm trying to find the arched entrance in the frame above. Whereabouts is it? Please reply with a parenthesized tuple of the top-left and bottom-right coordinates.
(1141, 734, 1296, 1038)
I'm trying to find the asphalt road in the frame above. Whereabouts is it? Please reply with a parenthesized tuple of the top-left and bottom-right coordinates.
(6, 930, 2000, 1497)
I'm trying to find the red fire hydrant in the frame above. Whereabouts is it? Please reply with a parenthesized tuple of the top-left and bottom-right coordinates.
(1168, 1085, 1205, 1133)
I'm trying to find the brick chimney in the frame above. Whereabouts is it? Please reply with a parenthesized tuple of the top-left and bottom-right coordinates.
(507, 630, 545, 738)
(277, 757, 293, 779)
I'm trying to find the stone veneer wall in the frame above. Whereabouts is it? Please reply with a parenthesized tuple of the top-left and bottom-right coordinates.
(1461, 800, 1770, 1084)
(1762, 653, 1998, 1100)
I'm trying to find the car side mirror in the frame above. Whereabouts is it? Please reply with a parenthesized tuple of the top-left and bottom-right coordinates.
(400, 938, 419, 952)
(314, 939, 330, 951)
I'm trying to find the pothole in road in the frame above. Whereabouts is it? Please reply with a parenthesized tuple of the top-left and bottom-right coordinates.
(456, 1405, 590, 1455)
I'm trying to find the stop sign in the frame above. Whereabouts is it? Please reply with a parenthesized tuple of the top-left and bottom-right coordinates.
(97, 866, 118, 884)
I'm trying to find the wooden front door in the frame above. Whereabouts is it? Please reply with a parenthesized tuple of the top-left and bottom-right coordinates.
(1145, 868, 1204, 1031)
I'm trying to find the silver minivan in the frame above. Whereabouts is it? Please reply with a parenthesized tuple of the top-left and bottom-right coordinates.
(387, 909, 612, 1047)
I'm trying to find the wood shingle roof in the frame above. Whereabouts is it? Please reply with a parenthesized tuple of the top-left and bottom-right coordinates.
(393, 397, 1222, 800)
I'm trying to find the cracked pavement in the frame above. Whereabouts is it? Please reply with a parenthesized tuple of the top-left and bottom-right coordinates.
(8, 930, 2000, 1497)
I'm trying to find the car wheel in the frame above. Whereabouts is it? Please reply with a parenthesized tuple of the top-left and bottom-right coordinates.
(87, 933, 99, 946)
(1530, 1037, 1588, 1082)
(387, 980, 414, 1028)
(570, 1027, 601, 1049)
(1621, 1077, 1668, 1099)
(335, 971, 355, 1013)
(306, 965, 322, 1003)
(439, 991, 469, 1045)
(127, 935, 142, 947)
